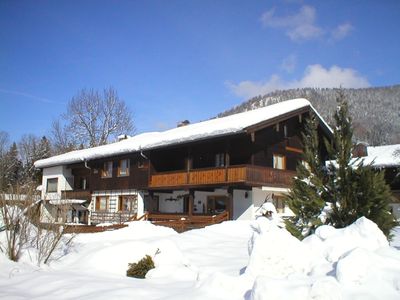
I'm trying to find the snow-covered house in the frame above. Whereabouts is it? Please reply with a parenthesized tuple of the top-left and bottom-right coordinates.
(34, 98, 332, 225)
(353, 143, 400, 218)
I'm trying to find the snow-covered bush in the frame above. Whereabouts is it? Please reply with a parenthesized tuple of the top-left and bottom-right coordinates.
(126, 255, 155, 278)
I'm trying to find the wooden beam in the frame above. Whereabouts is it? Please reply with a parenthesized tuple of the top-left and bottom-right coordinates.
(251, 132, 255, 143)
(285, 146, 303, 153)
(245, 107, 310, 133)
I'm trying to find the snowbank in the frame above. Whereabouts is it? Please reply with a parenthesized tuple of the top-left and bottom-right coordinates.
(248, 217, 399, 300)
(1, 217, 399, 300)
(304, 216, 389, 262)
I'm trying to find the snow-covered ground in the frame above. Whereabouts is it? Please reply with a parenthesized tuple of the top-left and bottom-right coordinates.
(1, 218, 400, 300)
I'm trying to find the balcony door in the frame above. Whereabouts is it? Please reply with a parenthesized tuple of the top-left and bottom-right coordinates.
(206, 195, 231, 216)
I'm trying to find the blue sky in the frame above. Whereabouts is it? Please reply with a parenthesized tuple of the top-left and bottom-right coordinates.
(1, 0, 399, 142)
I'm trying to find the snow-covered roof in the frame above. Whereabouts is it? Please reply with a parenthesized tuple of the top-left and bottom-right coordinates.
(362, 144, 400, 167)
(35, 98, 327, 168)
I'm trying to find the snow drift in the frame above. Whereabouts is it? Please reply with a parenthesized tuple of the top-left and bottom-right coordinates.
(1, 216, 399, 300)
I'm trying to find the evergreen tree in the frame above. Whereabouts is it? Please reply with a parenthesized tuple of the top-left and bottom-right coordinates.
(4, 142, 23, 188)
(324, 93, 397, 235)
(286, 91, 397, 238)
(285, 114, 327, 239)
(19, 135, 52, 185)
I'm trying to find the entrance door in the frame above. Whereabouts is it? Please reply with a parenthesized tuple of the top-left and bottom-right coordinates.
(206, 196, 231, 216)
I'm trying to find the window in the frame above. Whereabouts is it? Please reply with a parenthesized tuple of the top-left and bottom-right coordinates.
(215, 153, 225, 167)
(118, 159, 130, 177)
(95, 196, 108, 211)
(119, 195, 138, 212)
(46, 178, 58, 193)
(101, 161, 113, 178)
(79, 177, 87, 190)
(207, 196, 229, 214)
(273, 154, 286, 170)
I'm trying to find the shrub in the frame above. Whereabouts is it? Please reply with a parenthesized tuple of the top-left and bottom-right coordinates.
(126, 255, 155, 278)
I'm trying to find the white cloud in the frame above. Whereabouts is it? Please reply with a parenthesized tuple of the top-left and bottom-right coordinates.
(260, 5, 353, 42)
(280, 54, 297, 73)
(226, 64, 370, 99)
(331, 22, 354, 41)
(260, 5, 324, 41)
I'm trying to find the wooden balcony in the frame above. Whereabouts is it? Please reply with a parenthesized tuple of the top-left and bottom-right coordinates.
(149, 165, 295, 189)
(62, 190, 91, 202)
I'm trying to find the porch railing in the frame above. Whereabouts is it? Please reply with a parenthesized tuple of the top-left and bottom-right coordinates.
(149, 165, 295, 188)
(90, 211, 137, 224)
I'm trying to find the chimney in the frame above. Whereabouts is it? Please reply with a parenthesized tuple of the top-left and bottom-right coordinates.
(352, 142, 368, 157)
(117, 134, 130, 142)
(177, 120, 190, 127)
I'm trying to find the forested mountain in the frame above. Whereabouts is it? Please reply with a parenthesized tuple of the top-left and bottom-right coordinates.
(218, 85, 400, 145)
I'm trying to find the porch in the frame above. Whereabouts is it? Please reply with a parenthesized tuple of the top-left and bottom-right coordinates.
(149, 165, 295, 189)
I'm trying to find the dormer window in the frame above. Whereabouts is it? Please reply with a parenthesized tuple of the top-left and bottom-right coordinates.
(101, 161, 113, 178)
(118, 159, 130, 177)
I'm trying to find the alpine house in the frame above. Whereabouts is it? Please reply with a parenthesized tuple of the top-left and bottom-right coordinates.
(34, 98, 332, 226)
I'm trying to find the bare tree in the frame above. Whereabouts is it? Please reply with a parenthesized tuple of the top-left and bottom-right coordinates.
(61, 87, 135, 148)
(0, 184, 74, 265)
(0, 185, 37, 261)
(51, 119, 77, 155)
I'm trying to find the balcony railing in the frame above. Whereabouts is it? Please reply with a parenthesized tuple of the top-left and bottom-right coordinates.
(62, 190, 91, 202)
(90, 211, 137, 224)
(149, 165, 295, 188)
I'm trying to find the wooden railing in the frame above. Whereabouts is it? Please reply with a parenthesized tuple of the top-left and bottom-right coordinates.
(148, 211, 230, 232)
(90, 211, 137, 224)
(63, 190, 91, 201)
(129, 212, 149, 222)
(149, 165, 295, 188)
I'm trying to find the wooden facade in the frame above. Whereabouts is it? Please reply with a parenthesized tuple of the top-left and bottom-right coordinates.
(63, 112, 316, 194)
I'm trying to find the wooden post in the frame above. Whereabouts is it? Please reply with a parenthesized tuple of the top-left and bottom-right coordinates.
(188, 190, 194, 218)
(148, 191, 154, 214)
(227, 187, 233, 220)
(147, 153, 153, 186)
(225, 141, 230, 182)
(186, 147, 192, 184)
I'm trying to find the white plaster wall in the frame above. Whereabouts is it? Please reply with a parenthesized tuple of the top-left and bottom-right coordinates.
(233, 189, 253, 220)
(40, 203, 56, 223)
(137, 192, 145, 217)
(156, 190, 186, 213)
(42, 166, 73, 200)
